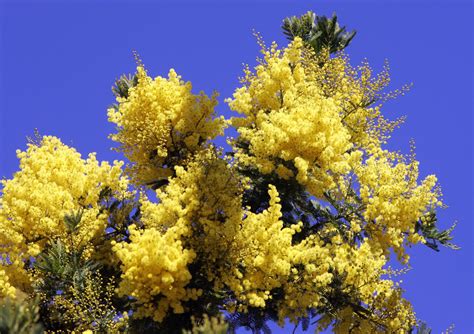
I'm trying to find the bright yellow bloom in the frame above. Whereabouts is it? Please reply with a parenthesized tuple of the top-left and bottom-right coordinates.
(0, 136, 128, 293)
(113, 224, 199, 322)
(108, 66, 225, 185)
(0, 269, 16, 299)
(221, 185, 300, 309)
(227, 37, 354, 197)
(0, 29, 446, 334)
(354, 147, 441, 261)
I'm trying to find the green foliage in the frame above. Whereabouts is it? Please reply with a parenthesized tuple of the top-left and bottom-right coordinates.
(34, 240, 101, 295)
(112, 73, 139, 99)
(103, 197, 142, 243)
(32, 217, 126, 332)
(416, 212, 459, 251)
(34, 210, 101, 296)
(410, 321, 432, 334)
(0, 298, 44, 334)
(227, 311, 272, 334)
(282, 11, 315, 43)
(63, 209, 83, 233)
(282, 11, 356, 54)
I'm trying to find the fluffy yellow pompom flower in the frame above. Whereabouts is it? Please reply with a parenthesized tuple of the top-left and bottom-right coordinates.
(113, 224, 200, 322)
(222, 185, 300, 309)
(108, 66, 225, 185)
(138, 148, 244, 284)
(355, 147, 442, 261)
(227, 36, 409, 201)
(227, 37, 355, 198)
(0, 136, 129, 293)
(0, 269, 16, 299)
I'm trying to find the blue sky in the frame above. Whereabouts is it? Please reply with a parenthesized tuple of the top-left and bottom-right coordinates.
(0, 0, 472, 332)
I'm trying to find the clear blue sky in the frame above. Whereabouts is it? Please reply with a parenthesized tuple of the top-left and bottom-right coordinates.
(0, 0, 472, 332)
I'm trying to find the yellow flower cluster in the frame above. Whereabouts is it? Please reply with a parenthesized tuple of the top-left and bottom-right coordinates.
(227, 37, 410, 201)
(138, 149, 243, 278)
(109, 149, 251, 323)
(227, 37, 356, 197)
(228, 35, 441, 264)
(0, 30, 446, 334)
(0, 255, 29, 299)
(310, 55, 406, 150)
(223, 211, 415, 332)
(354, 148, 442, 261)
(324, 287, 415, 334)
(327, 242, 416, 333)
(263, 226, 416, 332)
(110, 145, 418, 331)
(112, 224, 200, 322)
(52, 273, 128, 332)
(108, 66, 225, 185)
(0, 136, 128, 295)
(0, 269, 16, 299)
(222, 185, 302, 309)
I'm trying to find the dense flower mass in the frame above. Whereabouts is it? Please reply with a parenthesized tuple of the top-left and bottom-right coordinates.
(354, 147, 442, 261)
(227, 37, 355, 198)
(227, 36, 441, 264)
(0, 136, 128, 298)
(213, 185, 301, 311)
(113, 224, 200, 322)
(108, 66, 225, 185)
(0, 269, 16, 299)
(0, 12, 455, 334)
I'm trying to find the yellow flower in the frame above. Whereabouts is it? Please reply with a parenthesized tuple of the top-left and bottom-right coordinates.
(108, 66, 225, 185)
(113, 224, 198, 322)
(0, 136, 129, 294)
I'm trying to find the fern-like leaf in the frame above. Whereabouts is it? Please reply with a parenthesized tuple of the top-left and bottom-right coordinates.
(282, 11, 356, 54)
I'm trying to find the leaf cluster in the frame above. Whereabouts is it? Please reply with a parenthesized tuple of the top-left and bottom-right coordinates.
(282, 11, 356, 54)
(34, 240, 100, 296)
(416, 212, 459, 252)
(112, 73, 139, 99)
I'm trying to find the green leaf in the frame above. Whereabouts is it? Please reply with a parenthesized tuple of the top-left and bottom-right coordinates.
(416, 212, 460, 251)
(63, 209, 83, 233)
(112, 73, 139, 99)
(282, 11, 356, 55)
(34, 240, 101, 294)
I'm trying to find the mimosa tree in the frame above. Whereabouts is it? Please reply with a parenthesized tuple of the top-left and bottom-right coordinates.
(0, 11, 457, 334)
